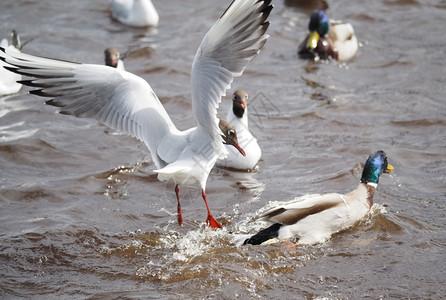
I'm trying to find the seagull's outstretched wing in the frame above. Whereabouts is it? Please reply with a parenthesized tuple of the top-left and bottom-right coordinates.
(191, 0, 272, 157)
(0, 47, 177, 168)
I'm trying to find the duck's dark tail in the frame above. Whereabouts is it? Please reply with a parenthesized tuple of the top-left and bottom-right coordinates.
(243, 223, 282, 245)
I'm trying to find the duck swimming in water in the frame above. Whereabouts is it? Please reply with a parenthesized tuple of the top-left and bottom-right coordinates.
(244, 151, 394, 245)
(298, 10, 358, 62)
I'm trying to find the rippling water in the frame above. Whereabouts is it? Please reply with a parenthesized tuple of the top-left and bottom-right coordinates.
(1, 0, 445, 298)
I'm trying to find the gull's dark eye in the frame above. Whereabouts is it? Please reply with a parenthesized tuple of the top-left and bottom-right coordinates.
(232, 95, 237, 101)
(227, 130, 235, 136)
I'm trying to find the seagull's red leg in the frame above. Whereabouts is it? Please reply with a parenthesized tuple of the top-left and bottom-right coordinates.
(202, 189, 222, 229)
(175, 184, 183, 226)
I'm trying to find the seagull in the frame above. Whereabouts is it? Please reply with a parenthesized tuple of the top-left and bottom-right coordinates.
(217, 90, 261, 170)
(110, 0, 159, 27)
(0, 30, 22, 96)
(0, 0, 272, 229)
(243, 151, 394, 245)
(104, 47, 125, 71)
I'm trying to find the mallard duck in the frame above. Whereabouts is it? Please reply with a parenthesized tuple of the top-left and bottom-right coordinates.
(217, 90, 261, 170)
(110, 0, 159, 27)
(243, 151, 394, 245)
(298, 10, 358, 62)
(104, 47, 125, 71)
(0, 30, 22, 96)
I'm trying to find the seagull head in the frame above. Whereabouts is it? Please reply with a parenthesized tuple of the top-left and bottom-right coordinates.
(219, 119, 246, 157)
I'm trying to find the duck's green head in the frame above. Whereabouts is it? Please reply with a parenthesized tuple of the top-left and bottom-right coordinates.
(360, 151, 394, 184)
(307, 10, 330, 50)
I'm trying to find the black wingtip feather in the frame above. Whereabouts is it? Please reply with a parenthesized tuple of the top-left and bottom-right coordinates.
(45, 99, 65, 108)
(257, 0, 273, 18)
(220, 0, 273, 20)
(18, 79, 75, 88)
(29, 89, 63, 97)
(10, 69, 73, 79)
(260, 21, 271, 36)
(17, 79, 39, 87)
(3, 66, 21, 75)
(262, 4, 273, 18)
(257, 0, 272, 6)
(255, 3, 273, 30)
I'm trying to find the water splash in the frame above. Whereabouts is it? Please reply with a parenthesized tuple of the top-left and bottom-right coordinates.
(160, 227, 231, 262)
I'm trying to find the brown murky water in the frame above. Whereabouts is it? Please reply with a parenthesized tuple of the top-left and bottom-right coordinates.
(1, 0, 445, 298)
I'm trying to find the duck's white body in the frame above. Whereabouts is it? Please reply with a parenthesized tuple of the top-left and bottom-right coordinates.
(329, 20, 358, 62)
(243, 151, 394, 245)
(0, 0, 272, 228)
(266, 183, 375, 245)
(110, 0, 159, 27)
(0, 38, 21, 96)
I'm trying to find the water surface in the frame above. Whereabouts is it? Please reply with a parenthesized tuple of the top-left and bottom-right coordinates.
(1, 0, 445, 298)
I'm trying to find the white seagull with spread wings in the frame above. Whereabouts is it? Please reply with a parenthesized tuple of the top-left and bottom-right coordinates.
(0, 0, 272, 229)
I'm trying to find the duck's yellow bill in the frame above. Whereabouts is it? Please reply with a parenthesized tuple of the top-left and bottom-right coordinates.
(307, 31, 320, 50)
(385, 164, 394, 174)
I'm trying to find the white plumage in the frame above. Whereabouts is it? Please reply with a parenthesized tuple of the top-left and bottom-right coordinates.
(0, 31, 22, 96)
(328, 20, 359, 62)
(218, 90, 261, 170)
(243, 151, 394, 245)
(0, 0, 272, 229)
(110, 0, 159, 27)
(259, 186, 374, 245)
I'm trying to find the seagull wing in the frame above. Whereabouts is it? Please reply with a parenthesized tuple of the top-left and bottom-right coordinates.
(0, 47, 178, 169)
(191, 0, 272, 157)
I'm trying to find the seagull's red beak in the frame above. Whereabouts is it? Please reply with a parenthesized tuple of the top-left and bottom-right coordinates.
(231, 141, 246, 156)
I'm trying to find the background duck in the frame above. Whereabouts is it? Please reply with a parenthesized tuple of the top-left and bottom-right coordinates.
(298, 10, 358, 62)
(243, 151, 394, 245)
(217, 90, 261, 170)
(110, 0, 159, 27)
(0, 30, 22, 96)
(104, 47, 125, 71)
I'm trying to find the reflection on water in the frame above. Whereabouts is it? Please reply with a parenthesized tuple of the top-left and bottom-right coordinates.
(1, 0, 446, 298)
